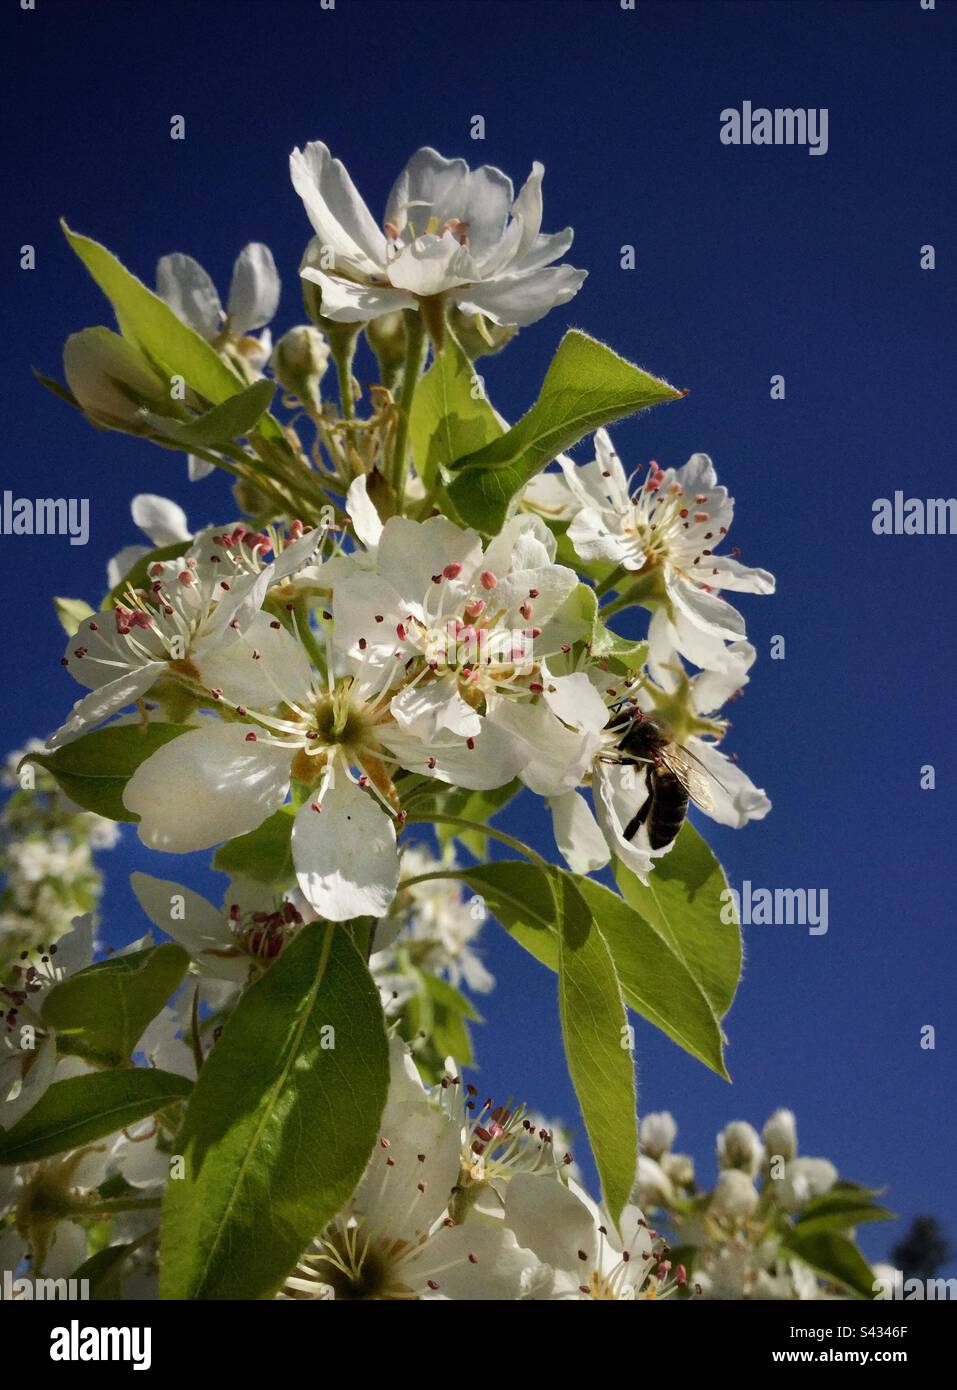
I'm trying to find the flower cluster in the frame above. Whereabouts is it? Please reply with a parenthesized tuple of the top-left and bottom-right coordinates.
(0, 744, 118, 975)
(633, 1109, 886, 1300)
(4, 135, 879, 1307)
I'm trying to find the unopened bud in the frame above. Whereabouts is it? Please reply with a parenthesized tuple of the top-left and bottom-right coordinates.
(63, 328, 171, 433)
(762, 1108, 797, 1164)
(661, 1151, 695, 1190)
(271, 325, 330, 408)
(365, 311, 407, 385)
(711, 1169, 759, 1220)
(448, 305, 518, 359)
(640, 1111, 677, 1160)
(716, 1120, 764, 1176)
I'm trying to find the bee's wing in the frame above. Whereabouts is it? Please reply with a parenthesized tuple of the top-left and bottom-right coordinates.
(658, 742, 716, 813)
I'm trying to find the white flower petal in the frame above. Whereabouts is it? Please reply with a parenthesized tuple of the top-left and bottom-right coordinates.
(106, 543, 150, 591)
(388, 232, 471, 297)
(384, 147, 470, 238)
(594, 761, 661, 881)
(345, 474, 384, 552)
(187, 453, 216, 482)
(290, 142, 388, 276)
(130, 493, 191, 547)
(47, 661, 169, 750)
(227, 243, 280, 335)
(195, 611, 314, 710)
(123, 722, 291, 852)
(390, 674, 481, 741)
(704, 554, 776, 594)
(548, 790, 610, 875)
(455, 263, 586, 327)
(156, 253, 222, 340)
(130, 872, 249, 982)
(293, 777, 399, 921)
(504, 1172, 598, 1275)
(686, 738, 771, 828)
(668, 574, 748, 644)
(380, 720, 521, 791)
(299, 265, 415, 323)
(376, 515, 484, 604)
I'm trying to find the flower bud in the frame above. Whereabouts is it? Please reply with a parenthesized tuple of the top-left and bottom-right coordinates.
(716, 1120, 764, 1176)
(271, 326, 330, 408)
(776, 1157, 838, 1213)
(448, 305, 518, 359)
(711, 1168, 759, 1220)
(662, 1151, 695, 1191)
(632, 1155, 674, 1212)
(63, 328, 171, 434)
(640, 1110, 677, 1160)
(364, 311, 407, 386)
(762, 1108, 797, 1164)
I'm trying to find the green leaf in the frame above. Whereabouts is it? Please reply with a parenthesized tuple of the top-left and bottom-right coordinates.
(794, 1186, 895, 1236)
(25, 724, 191, 822)
(42, 943, 189, 1067)
(574, 876, 729, 1079)
(143, 378, 275, 450)
(34, 368, 82, 411)
(410, 332, 503, 492)
(555, 873, 637, 1223)
(421, 970, 483, 1024)
(591, 619, 648, 674)
(60, 222, 283, 442)
(54, 597, 95, 636)
(0, 1070, 192, 1163)
(447, 330, 684, 532)
(159, 922, 389, 1300)
(779, 1227, 878, 1300)
(447, 861, 728, 1077)
(401, 969, 481, 1075)
(72, 1242, 142, 1300)
(212, 806, 295, 885)
(615, 821, 741, 1020)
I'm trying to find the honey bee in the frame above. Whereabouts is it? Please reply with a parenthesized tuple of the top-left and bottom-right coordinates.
(607, 707, 716, 850)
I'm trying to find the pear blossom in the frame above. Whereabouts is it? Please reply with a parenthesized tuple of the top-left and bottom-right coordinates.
(284, 1040, 544, 1299)
(157, 243, 280, 363)
(1, 916, 95, 1127)
(504, 1174, 684, 1300)
(546, 432, 774, 670)
(333, 512, 597, 794)
(131, 871, 305, 987)
(292, 143, 585, 328)
(50, 523, 323, 750)
(157, 243, 280, 478)
(644, 639, 772, 829)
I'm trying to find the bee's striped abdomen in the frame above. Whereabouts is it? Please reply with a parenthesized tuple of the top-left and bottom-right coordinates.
(647, 769, 689, 850)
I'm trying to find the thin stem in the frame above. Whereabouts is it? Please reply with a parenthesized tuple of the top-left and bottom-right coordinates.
(391, 310, 426, 510)
(595, 565, 626, 599)
(75, 1196, 164, 1216)
(403, 812, 548, 868)
(331, 333, 358, 423)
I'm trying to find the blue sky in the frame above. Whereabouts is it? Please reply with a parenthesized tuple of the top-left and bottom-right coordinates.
(2, 0, 955, 1270)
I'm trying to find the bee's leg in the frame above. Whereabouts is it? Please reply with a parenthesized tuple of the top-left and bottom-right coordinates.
(623, 792, 652, 842)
